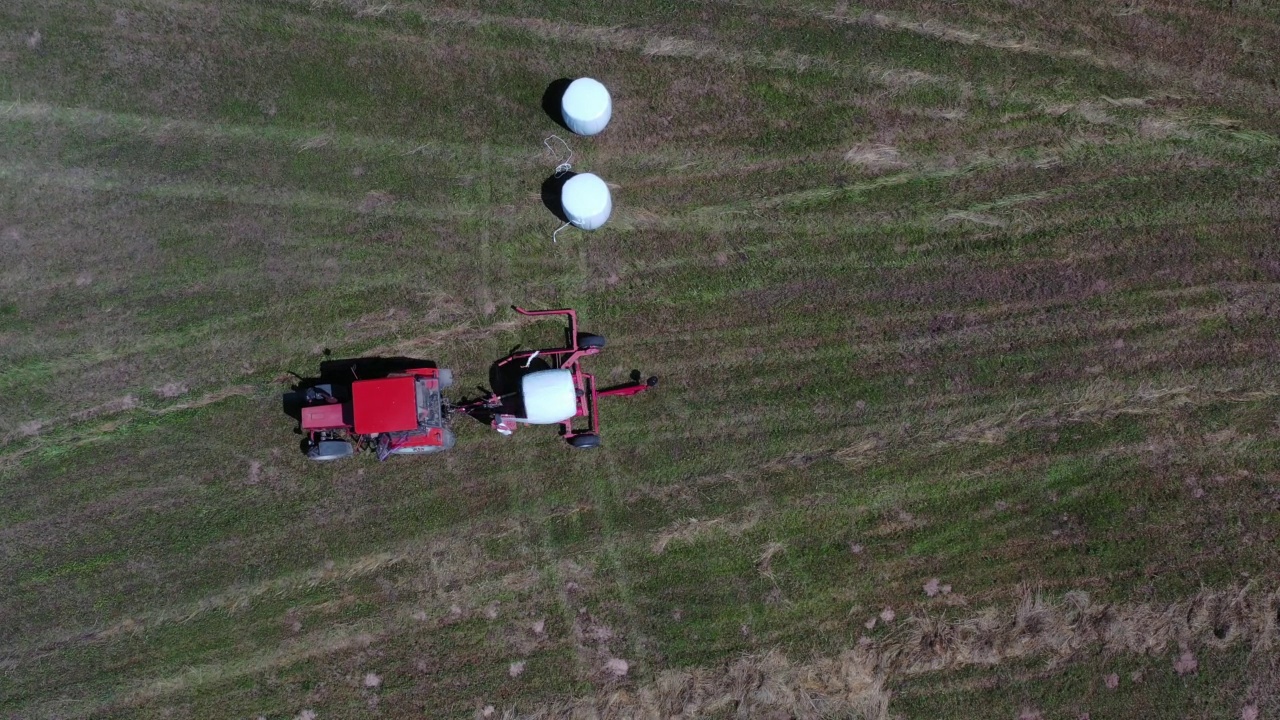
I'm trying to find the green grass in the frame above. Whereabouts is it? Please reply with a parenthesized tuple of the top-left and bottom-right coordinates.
(2, 0, 1279, 718)
(893, 644, 1262, 719)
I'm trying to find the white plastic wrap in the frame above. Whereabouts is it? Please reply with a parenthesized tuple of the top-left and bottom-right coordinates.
(560, 173, 612, 230)
(561, 78, 612, 136)
(519, 369, 578, 424)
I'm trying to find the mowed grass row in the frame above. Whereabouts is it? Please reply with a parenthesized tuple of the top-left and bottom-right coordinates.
(6, 363, 1278, 717)
(2, 0, 1279, 717)
(2, 115, 1272, 436)
(2, 0, 1273, 428)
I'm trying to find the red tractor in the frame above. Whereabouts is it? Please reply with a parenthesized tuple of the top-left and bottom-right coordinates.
(297, 308, 656, 460)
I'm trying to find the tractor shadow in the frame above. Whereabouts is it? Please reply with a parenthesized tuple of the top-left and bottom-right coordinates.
(488, 350, 551, 396)
(449, 348, 556, 429)
(540, 171, 575, 223)
(540, 77, 573, 132)
(281, 353, 439, 426)
(453, 351, 550, 428)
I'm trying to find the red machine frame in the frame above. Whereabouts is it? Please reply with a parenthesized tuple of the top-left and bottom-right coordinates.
(295, 307, 655, 459)
(454, 307, 657, 446)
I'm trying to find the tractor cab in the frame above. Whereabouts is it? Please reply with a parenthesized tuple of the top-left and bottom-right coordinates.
(300, 367, 455, 461)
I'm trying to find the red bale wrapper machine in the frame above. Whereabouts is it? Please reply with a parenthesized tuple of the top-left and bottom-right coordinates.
(298, 308, 657, 460)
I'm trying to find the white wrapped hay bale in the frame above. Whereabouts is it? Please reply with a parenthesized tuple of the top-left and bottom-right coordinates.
(561, 173, 612, 230)
(518, 370, 577, 424)
(561, 78, 612, 136)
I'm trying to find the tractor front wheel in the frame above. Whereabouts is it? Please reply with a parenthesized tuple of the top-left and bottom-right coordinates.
(567, 433, 601, 449)
(577, 333, 606, 350)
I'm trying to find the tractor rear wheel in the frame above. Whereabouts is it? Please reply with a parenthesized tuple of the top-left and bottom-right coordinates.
(567, 433, 601, 449)
(577, 333, 606, 350)
(308, 439, 354, 461)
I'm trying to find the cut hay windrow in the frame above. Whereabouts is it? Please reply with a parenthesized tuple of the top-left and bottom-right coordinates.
(509, 583, 1279, 720)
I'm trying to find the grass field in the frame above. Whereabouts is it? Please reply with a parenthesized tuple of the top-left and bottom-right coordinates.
(2, 0, 1280, 718)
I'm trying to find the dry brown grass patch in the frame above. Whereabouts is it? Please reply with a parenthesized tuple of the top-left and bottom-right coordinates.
(295, 133, 333, 151)
(651, 506, 763, 554)
(154, 385, 255, 415)
(867, 509, 926, 537)
(941, 210, 1008, 228)
(834, 436, 884, 466)
(153, 381, 189, 399)
(15, 419, 43, 437)
(756, 541, 786, 579)
(844, 143, 908, 172)
(357, 189, 395, 212)
(69, 394, 139, 423)
(363, 317, 523, 357)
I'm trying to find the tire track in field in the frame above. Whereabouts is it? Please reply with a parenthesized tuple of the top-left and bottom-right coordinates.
(523, 502, 595, 688)
(289, 0, 1280, 121)
(716, 0, 1280, 111)
(0, 384, 257, 447)
(0, 99, 511, 163)
(0, 516, 528, 656)
(612, 169, 1277, 288)
(291, 0, 1179, 122)
(0, 148, 813, 240)
(632, 361, 1280, 456)
(2, 141, 1264, 297)
(102, 0, 1227, 187)
(0, 99, 821, 180)
(0, 146, 1061, 250)
(0, 161, 478, 222)
(831, 7, 1280, 108)
(615, 176, 1278, 322)
(517, 583, 1280, 719)
(273, 0, 948, 90)
(604, 278, 1280, 443)
(494, 427, 654, 687)
(0, 301, 299, 438)
(588, 453, 656, 671)
(8, 399, 1276, 716)
(14, 563, 545, 720)
(617, 100, 1274, 231)
(0, 316, 522, 459)
(670, 111, 1276, 221)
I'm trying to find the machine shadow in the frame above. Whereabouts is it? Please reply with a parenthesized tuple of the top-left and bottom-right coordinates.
(454, 352, 552, 428)
(488, 352, 551, 396)
(540, 77, 573, 132)
(600, 369, 651, 393)
(540, 171, 575, 223)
